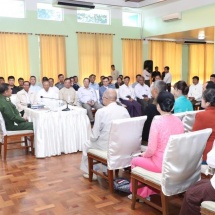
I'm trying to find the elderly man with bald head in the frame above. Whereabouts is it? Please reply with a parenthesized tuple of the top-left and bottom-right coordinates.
(81, 89, 130, 179)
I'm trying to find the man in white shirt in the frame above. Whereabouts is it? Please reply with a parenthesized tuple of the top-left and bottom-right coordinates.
(179, 145, 215, 214)
(48, 78, 59, 97)
(134, 76, 153, 113)
(16, 81, 37, 116)
(59, 78, 78, 106)
(37, 81, 58, 107)
(132, 74, 141, 88)
(188, 76, 203, 105)
(142, 66, 151, 87)
(111, 64, 119, 81)
(80, 89, 130, 179)
(119, 76, 142, 117)
(163, 66, 172, 92)
(29, 76, 41, 93)
(78, 78, 102, 123)
(89, 74, 99, 91)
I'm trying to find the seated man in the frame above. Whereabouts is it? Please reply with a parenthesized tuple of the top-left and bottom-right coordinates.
(29, 76, 41, 93)
(188, 76, 203, 105)
(37, 81, 58, 106)
(0, 83, 33, 131)
(179, 146, 215, 215)
(18, 77, 24, 91)
(80, 89, 130, 179)
(119, 76, 142, 117)
(99, 77, 109, 104)
(55, 74, 64, 90)
(59, 78, 78, 106)
(108, 76, 116, 89)
(48, 78, 59, 96)
(8, 76, 20, 94)
(78, 78, 102, 123)
(16, 81, 37, 116)
(89, 74, 99, 91)
(134, 76, 153, 113)
(142, 80, 167, 144)
(73, 76, 80, 91)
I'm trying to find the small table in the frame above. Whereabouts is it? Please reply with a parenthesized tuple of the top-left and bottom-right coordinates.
(24, 106, 91, 158)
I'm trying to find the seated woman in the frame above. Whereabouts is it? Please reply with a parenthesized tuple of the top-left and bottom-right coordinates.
(192, 88, 215, 163)
(130, 91, 184, 199)
(173, 80, 193, 113)
(179, 146, 215, 215)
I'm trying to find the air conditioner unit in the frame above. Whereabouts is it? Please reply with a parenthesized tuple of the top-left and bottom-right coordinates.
(176, 39, 206, 44)
(53, 0, 95, 9)
(162, 13, 181, 22)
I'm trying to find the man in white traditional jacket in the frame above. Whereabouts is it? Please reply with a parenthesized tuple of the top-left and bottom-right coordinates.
(59, 78, 78, 106)
(16, 81, 37, 116)
(37, 81, 58, 107)
(80, 89, 130, 179)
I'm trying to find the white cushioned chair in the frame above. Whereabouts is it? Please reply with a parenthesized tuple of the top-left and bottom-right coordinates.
(87, 116, 147, 193)
(182, 110, 204, 132)
(153, 112, 186, 122)
(201, 201, 215, 215)
(131, 128, 212, 215)
(0, 112, 34, 160)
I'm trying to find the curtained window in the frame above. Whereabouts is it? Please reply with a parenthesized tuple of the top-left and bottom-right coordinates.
(189, 44, 214, 84)
(0, 33, 30, 83)
(77, 32, 113, 83)
(122, 39, 143, 83)
(149, 40, 182, 84)
(40, 35, 66, 80)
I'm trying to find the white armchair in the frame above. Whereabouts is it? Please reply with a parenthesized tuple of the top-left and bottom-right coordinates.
(0, 112, 34, 160)
(131, 128, 212, 215)
(87, 116, 147, 192)
(201, 201, 215, 215)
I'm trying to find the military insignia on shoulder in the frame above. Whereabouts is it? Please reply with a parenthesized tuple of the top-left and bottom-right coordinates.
(6, 97, 10, 101)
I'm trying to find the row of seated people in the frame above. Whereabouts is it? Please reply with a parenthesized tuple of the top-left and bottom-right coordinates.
(80, 86, 215, 215)
(1, 72, 215, 129)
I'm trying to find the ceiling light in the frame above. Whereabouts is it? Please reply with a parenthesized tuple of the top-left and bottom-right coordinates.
(198, 31, 205, 40)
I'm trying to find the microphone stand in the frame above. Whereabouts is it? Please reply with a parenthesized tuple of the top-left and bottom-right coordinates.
(40, 96, 71, 111)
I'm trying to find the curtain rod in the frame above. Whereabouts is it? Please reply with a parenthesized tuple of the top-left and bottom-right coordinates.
(121, 38, 142, 40)
(35, 34, 68, 37)
(76, 32, 115, 35)
(0, 32, 33, 35)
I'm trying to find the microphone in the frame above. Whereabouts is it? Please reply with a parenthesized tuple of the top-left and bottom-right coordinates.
(40, 96, 70, 111)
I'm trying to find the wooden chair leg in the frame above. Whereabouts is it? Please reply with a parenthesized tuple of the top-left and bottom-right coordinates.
(30, 136, 34, 155)
(0, 142, 2, 156)
(108, 170, 114, 193)
(4, 137, 8, 160)
(24, 136, 28, 154)
(131, 176, 138, 210)
(161, 192, 169, 215)
(115, 169, 119, 177)
(88, 156, 94, 182)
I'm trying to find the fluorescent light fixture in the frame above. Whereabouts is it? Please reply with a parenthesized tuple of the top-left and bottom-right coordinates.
(198, 30, 205, 40)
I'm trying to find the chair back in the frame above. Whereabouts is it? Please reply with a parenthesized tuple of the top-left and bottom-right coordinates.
(182, 110, 204, 132)
(107, 116, 147, 170)
(161, 128, 212, 196)
(153, 112, 186, 122)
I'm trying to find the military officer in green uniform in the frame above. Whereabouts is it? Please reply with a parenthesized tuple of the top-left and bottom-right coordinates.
(0, 83, 33, 131)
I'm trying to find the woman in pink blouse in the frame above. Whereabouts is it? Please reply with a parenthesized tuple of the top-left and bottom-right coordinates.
(130, 91, 184, 198)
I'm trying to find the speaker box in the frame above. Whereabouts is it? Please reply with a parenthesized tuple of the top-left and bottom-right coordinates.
(144, 60, 153, 73)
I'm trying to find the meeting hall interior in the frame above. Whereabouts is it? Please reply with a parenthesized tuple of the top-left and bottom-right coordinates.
(0, 0, 215, 214)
